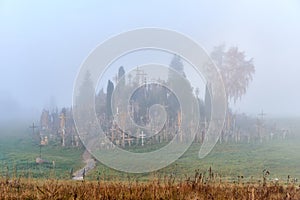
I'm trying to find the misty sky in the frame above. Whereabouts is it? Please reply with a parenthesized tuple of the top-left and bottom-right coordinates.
(0, 0, 300, 121)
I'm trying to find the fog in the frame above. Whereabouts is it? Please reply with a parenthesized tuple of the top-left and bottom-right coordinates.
(0, 0, 300, 121)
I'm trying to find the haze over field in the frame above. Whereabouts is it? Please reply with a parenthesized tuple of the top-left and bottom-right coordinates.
(0, 0, 300, 121)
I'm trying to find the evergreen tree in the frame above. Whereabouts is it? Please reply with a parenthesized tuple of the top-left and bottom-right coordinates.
(77, 70, 94, 107)
(118, 66, 126, 86)
(169, 54, 185, 77)
(95, 88, 106, 116)
(167, 54, 195, 127)
(106, 80, 114, 119)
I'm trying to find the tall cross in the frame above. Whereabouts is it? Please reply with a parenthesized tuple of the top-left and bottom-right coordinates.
(29, 122, 38, 135)
(110, 126, 116, 142)
(139, 131, 146, 146)
(59, 113, 69, 147)
(134, 67, 141, 84)
(134, 67, 147, 84)
(258, 110, 266, 121)
(59, 113, 67, 129)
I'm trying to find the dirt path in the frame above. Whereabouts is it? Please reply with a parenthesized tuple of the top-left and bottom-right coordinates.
(72, 150, 96, 180)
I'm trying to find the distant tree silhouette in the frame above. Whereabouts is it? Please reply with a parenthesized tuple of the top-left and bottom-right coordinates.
(77, 70, 94, 107)
(169, 54, 185, 77)
(106, 80, 114, 119)
(118, 66, 126, 87)
(167, 54, 194, 126)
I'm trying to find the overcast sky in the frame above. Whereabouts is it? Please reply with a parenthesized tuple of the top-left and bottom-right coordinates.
(0, 0, 300, 121)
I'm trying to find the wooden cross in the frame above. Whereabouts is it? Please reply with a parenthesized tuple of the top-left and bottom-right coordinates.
(29, 122, 38, 135)
(124, 134, 134, 147)
(59, 113, 69, 147)
(110, 126, 116, 142)
(59, 113, 67, 129)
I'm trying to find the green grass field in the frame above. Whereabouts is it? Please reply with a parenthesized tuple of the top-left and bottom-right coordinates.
(1, 120, 300, 182)
(87, 138, 300, 182)
(0, 122, 84, 179)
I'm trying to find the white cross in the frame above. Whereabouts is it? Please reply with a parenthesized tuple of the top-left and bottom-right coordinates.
(139, 131, 146, 146)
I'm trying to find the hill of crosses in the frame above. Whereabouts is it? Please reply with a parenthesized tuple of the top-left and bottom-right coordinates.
(38, 55, 289, 150)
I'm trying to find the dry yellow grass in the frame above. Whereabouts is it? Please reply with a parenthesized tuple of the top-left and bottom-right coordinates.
(1, 177, 300, 200)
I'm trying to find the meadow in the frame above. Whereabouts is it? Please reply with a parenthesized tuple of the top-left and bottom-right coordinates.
(0, 122, 84, 179)
(1, 121, 300, 181)
(1, 120, 300, 199)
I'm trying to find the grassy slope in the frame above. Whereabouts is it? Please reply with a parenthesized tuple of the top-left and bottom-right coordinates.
(88, 138, 300, 181)
(1, 121, 300, 181)
(0, 122, 84, 179)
